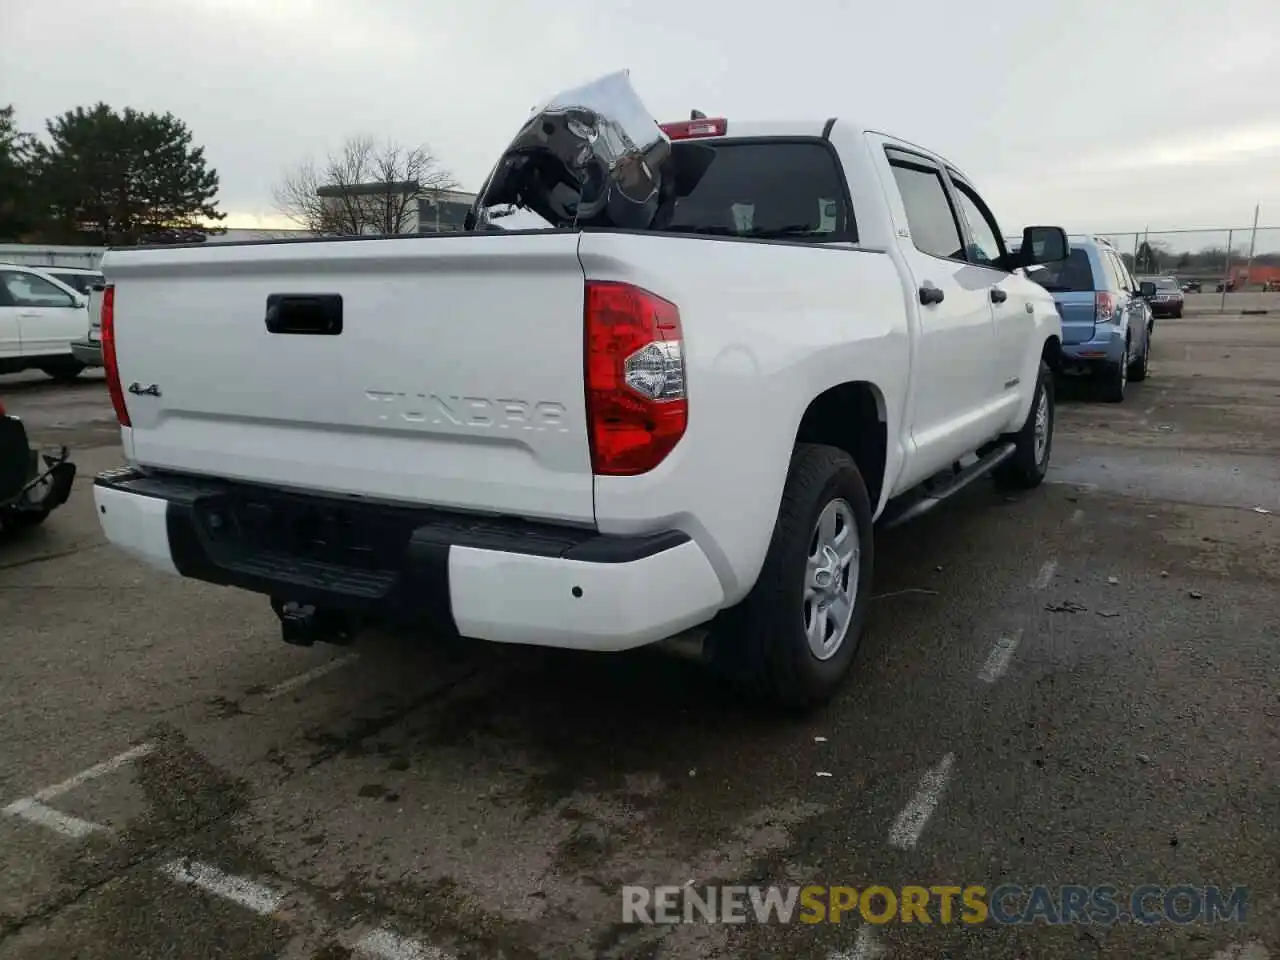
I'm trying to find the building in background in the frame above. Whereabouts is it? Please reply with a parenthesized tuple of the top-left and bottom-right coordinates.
(417, 189, 476, 233)
(316, 182, 476, 235)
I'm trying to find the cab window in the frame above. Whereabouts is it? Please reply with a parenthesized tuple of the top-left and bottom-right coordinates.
(950, 179, 1006, 269)
(888, 160, 965, 261)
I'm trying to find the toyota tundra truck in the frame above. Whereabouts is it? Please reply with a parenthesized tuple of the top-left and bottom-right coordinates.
(92, 74, 1068, 708)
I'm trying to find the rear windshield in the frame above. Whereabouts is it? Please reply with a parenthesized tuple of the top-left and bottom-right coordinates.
(1025, 248, 1095, 292)
(662, 141, 852, 242)
(1152, 277, 1180, 291)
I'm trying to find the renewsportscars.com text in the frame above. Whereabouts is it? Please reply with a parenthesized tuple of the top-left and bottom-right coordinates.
(622, 884, 1249, 926)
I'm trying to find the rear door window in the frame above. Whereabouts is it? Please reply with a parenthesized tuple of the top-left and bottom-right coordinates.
(1025, 248, 1096, 292)
(887, 161, 965, 260)
(1100, 252, 1125, 292)
(663, 141, 855, 242)
(1111, 253, 1131, 291)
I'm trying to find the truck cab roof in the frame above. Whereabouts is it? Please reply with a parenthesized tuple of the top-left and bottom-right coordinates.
(673, 119, 969, 181)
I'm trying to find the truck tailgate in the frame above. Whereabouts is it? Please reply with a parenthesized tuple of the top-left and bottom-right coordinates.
(104, 232, 596, 524)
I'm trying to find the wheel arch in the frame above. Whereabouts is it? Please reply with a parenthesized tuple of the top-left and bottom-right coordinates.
(793, 380, 888, 511)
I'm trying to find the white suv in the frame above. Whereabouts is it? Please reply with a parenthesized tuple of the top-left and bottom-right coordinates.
(0, 264, 92, 381)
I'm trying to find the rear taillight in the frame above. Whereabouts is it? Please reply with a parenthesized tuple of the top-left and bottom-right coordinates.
(1095, 291, 1116, 322)
(659, 118, 728, 140)
(100, 284, 131, 427)
(584, 281, 687, 476)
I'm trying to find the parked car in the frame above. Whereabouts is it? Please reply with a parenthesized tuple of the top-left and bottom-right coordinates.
(1023, 237, 1154, 402)
(89, 72, 1069, 709)
(70, 282, 106, 369)
(0, 396, 76, 534)
(25, 264, 105, 297)
(1182, 280, 1202, 294)
(1139, 275, 1184, 318)
(0, 264, 92, 380)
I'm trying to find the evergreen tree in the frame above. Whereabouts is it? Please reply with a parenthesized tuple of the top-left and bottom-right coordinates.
(35, 104, 224, 244)
(0, 105, 38, 240)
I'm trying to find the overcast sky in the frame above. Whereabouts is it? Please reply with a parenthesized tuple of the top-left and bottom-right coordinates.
(4, 0, 1278, 237)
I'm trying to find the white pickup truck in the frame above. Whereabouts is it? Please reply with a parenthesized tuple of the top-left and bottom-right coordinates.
(92, 78, 1068, 708)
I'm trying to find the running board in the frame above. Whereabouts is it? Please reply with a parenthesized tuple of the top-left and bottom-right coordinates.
(877, 442, 1017, 531)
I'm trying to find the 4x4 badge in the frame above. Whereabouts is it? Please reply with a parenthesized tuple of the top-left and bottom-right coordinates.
(127, 382, 161, 397)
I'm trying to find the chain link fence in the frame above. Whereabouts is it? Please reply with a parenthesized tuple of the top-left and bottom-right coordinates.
(1088, 226, 1280, 314)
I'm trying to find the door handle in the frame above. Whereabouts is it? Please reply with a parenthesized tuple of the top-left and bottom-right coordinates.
(918, 285, 945, 306)
(264, 293, 343, 335)
(990, 288, 1008, 304)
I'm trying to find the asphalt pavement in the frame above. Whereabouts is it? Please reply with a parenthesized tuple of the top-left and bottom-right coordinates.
(1, 316, 1277, 959)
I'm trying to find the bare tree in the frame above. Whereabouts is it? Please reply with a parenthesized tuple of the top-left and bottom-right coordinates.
(273, 135, 459, 236)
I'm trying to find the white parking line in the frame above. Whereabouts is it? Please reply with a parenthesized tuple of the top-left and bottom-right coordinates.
(31, 742, 155, 801)
(2, 799, 105, 838)
(1071, 508, 1085, 525)
(353, 927, 453, 960)
(261, 653, 359, 701)
(160, 859, 287, 915)
(977, 630, 1023, 684)
(828, 925, 886, 959)
(888, 753, 955, 850)
(1031, 560, 1058, 591)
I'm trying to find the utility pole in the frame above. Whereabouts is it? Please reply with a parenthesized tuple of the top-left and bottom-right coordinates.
(1243, 204, 1260, 289)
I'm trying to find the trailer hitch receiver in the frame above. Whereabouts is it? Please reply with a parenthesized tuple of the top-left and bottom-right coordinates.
(271, 598, 359, 647)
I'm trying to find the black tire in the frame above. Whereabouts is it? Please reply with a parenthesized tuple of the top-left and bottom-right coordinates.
(40, 361, 85, 382)
(995, 360, 1054, 489)
(1128, 331, 1150, 382)
(707, 443, 874, 711)
(1173, 307, 1183, 319)
(1101, 337, 1129, 403)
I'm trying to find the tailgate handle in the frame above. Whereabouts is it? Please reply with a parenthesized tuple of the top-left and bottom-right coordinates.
(265, 294, 343, 336)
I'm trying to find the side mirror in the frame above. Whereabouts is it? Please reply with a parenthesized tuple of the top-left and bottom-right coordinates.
(1138, 281, 1157, 298)
(1018, 226, 1069, 266)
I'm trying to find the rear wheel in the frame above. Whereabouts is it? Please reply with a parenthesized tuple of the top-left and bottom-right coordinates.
(708, 443, 874, 711)
(1102, 338, 1129, 402)
(40, 360, 85, 382)
(1128, 330, 1150, 382)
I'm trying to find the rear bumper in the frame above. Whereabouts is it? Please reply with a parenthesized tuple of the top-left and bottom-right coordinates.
(1150, 300, 1183, 317)
(92, 469, 725, 652)
(1062, 321, 1126, 366)
(70, 337, 103, 367)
